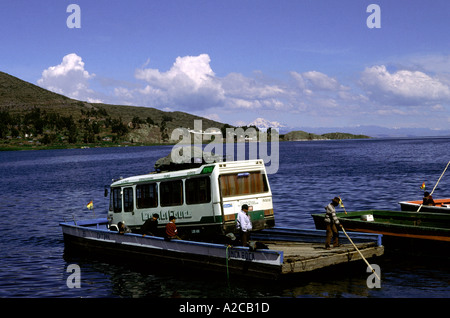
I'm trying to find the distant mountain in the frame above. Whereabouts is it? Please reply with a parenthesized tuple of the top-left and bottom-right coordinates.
(248, 118, 286, 131)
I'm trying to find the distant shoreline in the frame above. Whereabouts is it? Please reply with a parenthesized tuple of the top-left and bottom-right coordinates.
(3, 135, 450, 152)
(0, 136, 369, 152)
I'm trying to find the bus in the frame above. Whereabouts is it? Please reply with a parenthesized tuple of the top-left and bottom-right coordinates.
(107, 159, 275, 239)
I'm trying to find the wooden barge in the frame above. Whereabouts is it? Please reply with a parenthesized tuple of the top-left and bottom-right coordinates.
(61, 218, 384, 280)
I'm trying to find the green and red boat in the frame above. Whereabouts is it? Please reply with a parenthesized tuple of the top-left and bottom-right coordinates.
(311, 210, 450, 257)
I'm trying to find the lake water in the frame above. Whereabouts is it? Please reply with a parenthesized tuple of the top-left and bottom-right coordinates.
(1, 137, 449, 299)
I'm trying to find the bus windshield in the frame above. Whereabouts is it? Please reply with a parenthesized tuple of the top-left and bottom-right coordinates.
(219, 171, 269, 197)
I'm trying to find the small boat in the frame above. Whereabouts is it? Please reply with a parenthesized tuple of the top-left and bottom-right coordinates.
(60, 218, 383, 280)
(399, 198, 450, 213)
(311, 210, 450, 257)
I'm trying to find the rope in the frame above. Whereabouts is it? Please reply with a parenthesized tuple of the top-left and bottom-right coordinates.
(338, 198, 380, 280)
(341, 225, 380, 281)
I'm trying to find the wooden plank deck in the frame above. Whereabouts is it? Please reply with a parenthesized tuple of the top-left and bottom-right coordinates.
(262, 241, 384, 275)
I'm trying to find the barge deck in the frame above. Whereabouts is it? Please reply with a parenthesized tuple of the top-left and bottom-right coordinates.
(61, 218, 383, 280)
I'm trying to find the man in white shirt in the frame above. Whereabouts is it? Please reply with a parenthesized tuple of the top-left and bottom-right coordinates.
(237, 204, 252, 246)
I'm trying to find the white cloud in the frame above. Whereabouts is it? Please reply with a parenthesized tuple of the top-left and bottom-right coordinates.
(133, 54, 225, 110)
(288, 70, 365, 116)
(40, 53, 450, 130)
(301, 71, 347, 91)
(394, 54, 450, 75)
(290, 71, 348, 93)
(114, 54, 292, 113)
(118, 55, 367, 120)
(37, 53, 101, 102)
(359, 65, 450, 106)
(221, 72, 287, 110)
(112, 54, 366, 119)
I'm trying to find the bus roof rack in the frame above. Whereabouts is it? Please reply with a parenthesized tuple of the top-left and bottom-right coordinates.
(154, 146, 224, 173)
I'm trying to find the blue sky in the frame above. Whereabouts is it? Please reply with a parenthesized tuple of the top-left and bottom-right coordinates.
(1, 0, 450, 131)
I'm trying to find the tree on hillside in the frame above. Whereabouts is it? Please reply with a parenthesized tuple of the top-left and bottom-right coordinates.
(111, 117, 128, 137)
(0, 110, 11, 138)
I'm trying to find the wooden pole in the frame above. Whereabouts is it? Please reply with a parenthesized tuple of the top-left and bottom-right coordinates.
(417, 160, 450, 212)
(338, 196, 347, 214)
(337, 197, 380, 280)
(340, 225, 380, 281)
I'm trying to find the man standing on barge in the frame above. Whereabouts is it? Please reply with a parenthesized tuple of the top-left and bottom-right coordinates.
(324, 197, 342, 249)
(142, 213, 159, 236)
(237, 204, 252, 247)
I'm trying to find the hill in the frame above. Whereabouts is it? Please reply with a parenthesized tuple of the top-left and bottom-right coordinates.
(0, 71, 226, 150)
(282, 130, 370, 141)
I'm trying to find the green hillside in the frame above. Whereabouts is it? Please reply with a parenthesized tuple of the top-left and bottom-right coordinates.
(0, 71, 226, 150)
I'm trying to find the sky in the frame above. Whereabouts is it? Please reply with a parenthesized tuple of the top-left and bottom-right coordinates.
(1, 0, 450, 131)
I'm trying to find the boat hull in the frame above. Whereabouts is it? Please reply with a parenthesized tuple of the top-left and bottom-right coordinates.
(399, 199, 450, 213)
(311, 210, 450, 257)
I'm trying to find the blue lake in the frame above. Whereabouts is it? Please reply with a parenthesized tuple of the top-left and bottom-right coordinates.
(1, 137, 449, 298)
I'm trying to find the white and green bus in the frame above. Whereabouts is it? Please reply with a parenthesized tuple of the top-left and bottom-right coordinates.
(107, 159, 275, 239)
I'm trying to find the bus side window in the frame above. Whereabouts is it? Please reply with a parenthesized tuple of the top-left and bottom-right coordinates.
(160, 180, 183, 206)
(186, 176, 211, 205)
(123, 187, 134, 212)
(111, 187, 122, 213)
(219, 172, 268, 197)
(136, 183, 158, 208)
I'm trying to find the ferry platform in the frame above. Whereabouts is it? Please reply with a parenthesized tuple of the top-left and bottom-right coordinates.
(61, 218, 384, 280)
